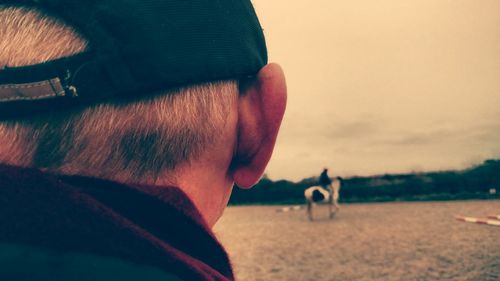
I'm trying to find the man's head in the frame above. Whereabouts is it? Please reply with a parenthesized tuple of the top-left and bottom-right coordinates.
(0, 3, 286, 226)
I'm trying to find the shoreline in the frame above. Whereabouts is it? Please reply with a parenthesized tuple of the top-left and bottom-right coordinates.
(228, 193, 500, 206)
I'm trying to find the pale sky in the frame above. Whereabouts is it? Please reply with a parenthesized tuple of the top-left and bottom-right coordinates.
(251, 0, 500, 181)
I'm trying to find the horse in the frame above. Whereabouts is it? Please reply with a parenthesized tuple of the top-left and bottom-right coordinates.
(304, 177, 341, 221)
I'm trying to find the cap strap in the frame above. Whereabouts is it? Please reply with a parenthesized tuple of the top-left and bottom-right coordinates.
(0, 78, 68, 103)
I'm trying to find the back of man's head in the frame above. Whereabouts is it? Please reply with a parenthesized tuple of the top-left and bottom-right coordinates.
(0, 6, 238, 183)
(0, 1, 286, 226)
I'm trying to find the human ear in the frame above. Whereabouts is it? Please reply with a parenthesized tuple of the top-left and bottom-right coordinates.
(231, 63, 287, 188)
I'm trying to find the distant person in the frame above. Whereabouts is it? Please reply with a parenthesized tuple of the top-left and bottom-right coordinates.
(304, 170, 341, 220)
(0, 1, 286, 280)
(319, 168, 333, 191)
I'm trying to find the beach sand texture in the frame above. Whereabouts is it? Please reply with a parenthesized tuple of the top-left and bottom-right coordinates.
(214, 200, 500, 281)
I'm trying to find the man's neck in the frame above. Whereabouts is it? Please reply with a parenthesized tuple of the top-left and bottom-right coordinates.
(158, 160, 234, 228)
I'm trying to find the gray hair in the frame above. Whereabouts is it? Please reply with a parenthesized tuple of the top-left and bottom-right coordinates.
(0, 6, 238, 183)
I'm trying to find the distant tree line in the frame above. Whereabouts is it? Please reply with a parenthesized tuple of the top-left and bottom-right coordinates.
(229, 159, 500, 205)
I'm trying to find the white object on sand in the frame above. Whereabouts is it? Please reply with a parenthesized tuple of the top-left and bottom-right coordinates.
(277, 205, 303, 212)
(455, 216, 500, 227)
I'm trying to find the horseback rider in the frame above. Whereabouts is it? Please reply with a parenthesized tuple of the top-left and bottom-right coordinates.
(319, 168, 333, 193)
(304, 168, 339, 220)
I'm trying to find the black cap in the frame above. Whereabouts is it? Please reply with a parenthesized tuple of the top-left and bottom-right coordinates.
(0, 0, 267, 119)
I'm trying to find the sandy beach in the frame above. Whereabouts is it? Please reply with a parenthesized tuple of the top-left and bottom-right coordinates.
(214, 200, 500, 281)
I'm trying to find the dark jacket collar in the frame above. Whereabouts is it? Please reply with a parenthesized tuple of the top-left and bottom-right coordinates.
(0, 164, 234, 281)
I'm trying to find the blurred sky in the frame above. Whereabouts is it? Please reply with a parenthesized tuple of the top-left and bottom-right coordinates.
(251, 0, 500, 181)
